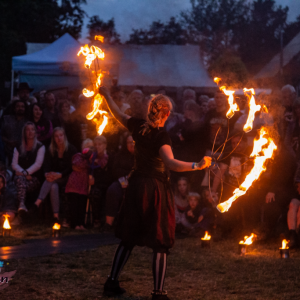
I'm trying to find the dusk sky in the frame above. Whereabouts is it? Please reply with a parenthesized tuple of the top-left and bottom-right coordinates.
(79, 0, 300, 43)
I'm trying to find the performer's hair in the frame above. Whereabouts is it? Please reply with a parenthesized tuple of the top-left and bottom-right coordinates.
(141, 94, 172, 135)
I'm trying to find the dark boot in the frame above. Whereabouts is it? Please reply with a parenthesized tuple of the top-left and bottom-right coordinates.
(152, 290, 170, 300)
(289, 230, 298, 249)
(103, 276, 126, 297)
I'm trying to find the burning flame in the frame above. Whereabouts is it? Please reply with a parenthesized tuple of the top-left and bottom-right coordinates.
(3, 214, 11, 230)
(217, 127, 277, 213)
(78, 37, 109, 135)
(243, 88, 261, 133)
(201, 231, 211, 240)
(239, 233, 257, 245)
(220, 86, 239, 119)
(214, 77, 221, 85)
(280, 239, 289, 249)
(53, 223, 61, 230)
(95, 35, 104, 42)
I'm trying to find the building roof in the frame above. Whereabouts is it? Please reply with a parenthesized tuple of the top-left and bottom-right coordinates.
(26, 43, 50, 55)
(255, 31, 300, 79)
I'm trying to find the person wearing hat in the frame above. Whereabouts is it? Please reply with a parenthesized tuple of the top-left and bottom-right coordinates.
(16, 82, 37, 106)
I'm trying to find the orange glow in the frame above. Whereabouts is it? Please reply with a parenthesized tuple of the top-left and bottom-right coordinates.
(214, 77, 221, 85)
(78, 37, 108, 135)
(53, 223, 61, 230)
(201, 231, 211, 240)
(83, 88, 95, 98)
(3, 214, 11, 230)
(280, 239, 289, 249)
(95, 35, 104, 42)
(239, 233, 257, 245)
(217, 127, 277, 213)
(243, 88, 261, 132)
(220, 86, 239, 119)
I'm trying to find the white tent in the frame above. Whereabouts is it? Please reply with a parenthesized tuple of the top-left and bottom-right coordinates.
(12, 33, 82, 96)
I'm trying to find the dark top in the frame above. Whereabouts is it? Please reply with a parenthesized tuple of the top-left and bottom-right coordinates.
(43, 144, 77, 178)
(184, 204, 202, 224)
(17, 142, 44, 179)
(112, 150, 134, 181)
(91, 155, 114, 189)
(127, 117, 172, 180)
(203, 108, 241, 151)
(61, 119, 83, 152)
(32, 118, 53, 147)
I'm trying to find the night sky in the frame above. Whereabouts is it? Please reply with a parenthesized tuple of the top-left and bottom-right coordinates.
(79, 0, 300, 43)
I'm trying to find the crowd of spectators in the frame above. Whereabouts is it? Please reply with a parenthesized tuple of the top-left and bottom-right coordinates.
(1, 82, 300, 248)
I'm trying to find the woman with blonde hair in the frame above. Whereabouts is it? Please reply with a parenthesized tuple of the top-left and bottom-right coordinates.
(27, 127, 76, 223)
(99, 87, 211, 299)
(12, 122, 45, 212)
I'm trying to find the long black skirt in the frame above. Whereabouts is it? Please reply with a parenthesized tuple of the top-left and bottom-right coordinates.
(115, 173, 175, 251)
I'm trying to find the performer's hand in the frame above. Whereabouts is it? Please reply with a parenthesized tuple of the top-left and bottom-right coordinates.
(266, 192, 275, 203)
(197, 156, 212, 170)
(99, 86, 110, 99)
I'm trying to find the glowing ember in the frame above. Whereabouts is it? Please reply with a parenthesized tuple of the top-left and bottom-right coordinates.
(214, 77, 221, 85)
(280, 239, 289, 249)
(95, 35, 104, 42)
(201, 231, 211, 240)
(239, 233, 257, 245)
(78, 37, 109, 135)
(3, 214, 11, 230)
(83, 88, 95, 98)
(243, 88, 261, 133)
(217, 127, 277, 213)
(53, 223, 61, 230)
(220, 86, 239, 119)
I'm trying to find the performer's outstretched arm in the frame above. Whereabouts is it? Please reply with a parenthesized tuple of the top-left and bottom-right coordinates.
(99, 86, 130, 128)
(159, 145, 211, 172)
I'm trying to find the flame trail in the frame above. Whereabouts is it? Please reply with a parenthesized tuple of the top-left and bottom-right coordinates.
(77, 39, 108, 135)
(220, 86, 239, 119)
(214, 77, 221, 85)
(243, 88, 261, 133)
(217, 127, 277, 213)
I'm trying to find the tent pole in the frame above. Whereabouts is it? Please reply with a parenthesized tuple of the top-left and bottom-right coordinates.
(10, 70, 14, 100)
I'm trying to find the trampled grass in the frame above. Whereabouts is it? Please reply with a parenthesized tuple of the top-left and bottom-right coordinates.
(1, 235, 300, 299)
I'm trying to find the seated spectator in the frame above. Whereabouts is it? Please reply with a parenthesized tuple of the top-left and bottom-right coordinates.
(43, 92, 61, 128)
(12, 122, 45, 212)
(103, 133, 135, 231)
(177, 192, 213, 236)
(30, 103, 53, 147)
(174, 177, 189, 227)
(0, 170, 17, 223)
(28, 127, 77, 224)
(1, 100, 28, 163)
(65, 144, 94, 230)
(90, 136, 113, 227)
(59, 100, 82, 151)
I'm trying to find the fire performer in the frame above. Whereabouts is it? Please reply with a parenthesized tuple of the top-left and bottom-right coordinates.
(99, 87, 211, 300)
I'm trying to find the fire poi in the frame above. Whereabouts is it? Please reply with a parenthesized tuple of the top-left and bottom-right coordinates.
(213, 78, 277, 213)
(77, 36, 108, 135)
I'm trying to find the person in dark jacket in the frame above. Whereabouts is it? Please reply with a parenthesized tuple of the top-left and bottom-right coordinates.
(28, 127, 76, 223)
(89, 135, 113, 227)
(12, 122, 45, 212)
(103, 132, 135, 231)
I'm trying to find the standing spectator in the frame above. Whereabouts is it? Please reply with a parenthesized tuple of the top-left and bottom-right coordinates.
(65, 147, 93, 230)
(43, 92, 61, 128)
(1, 100, 27, 163)
(182, 89, 196, 102)
(90, 136, 113, 227)
(125, 90, 145, 119)
(207, 98, 216, 111)
(30, 103, 53, 147)
(12, 122, 45, 212)
(28, 128, 77, 223)
(16, 82, 37, 106)
(59, 100, 82, 151)
(103, 133, 135, 231)
(111, 86, 130, 113)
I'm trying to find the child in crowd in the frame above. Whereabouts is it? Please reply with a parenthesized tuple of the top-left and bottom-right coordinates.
(174, 177, 189, 227)
(65, 139, 94, 230)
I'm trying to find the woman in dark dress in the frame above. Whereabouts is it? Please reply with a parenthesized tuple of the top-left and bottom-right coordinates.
(99, 87, 211, 300)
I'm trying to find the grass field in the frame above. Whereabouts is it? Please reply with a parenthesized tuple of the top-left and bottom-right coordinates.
(1, 231, 300, 300)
